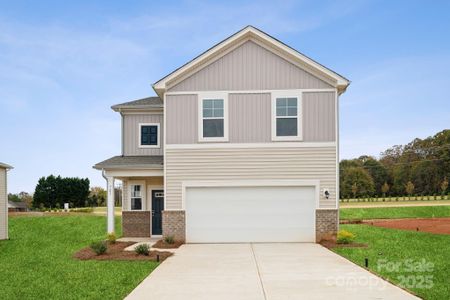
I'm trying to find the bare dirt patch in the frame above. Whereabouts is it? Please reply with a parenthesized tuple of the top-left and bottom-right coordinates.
(365, 217, 450, 235)
(73, 242, 173, 261)
(152, 240, 184, 249)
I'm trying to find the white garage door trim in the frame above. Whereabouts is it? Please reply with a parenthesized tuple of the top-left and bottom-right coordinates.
(181, 179, 320, 243)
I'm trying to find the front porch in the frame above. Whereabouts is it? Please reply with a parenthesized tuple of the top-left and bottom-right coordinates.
(93, 155, 164, 238)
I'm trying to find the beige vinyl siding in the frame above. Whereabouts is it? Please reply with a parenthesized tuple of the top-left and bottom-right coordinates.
(166, 92, 336, 144)
(229, 93, 271, 143)
(165, 146, 337, 210)
(123, 114, 163, 156)
(166, 95, 198, 144)
(168, 41, 332, 92)
(303, 92, 336, 142)
(0, 168, 7, 240)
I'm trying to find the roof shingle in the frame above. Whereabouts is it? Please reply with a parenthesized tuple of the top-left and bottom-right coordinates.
(93, 155, 163, 170)
(111, 96, 162, 111)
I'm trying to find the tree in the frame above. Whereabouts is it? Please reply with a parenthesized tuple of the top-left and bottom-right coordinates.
(88, 187, 107, 207)
(341, 167, 375, 198)
(381, 182, 390, 197)
(441, 178, 449, 195)
(8, 193, 20, 202)
(33, 175, 90, 208)
(405, 181, 415, 199)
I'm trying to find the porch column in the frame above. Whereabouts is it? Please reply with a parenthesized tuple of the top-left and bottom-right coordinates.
(106, 176, 115, 234)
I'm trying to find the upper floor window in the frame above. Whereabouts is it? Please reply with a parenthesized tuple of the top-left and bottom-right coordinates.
(198, 93, 228, 142)
(272, 91, 302, 141)
(139, 123, 160, 148)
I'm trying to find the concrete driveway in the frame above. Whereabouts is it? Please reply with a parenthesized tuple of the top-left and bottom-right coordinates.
(126, 243, 418, 300)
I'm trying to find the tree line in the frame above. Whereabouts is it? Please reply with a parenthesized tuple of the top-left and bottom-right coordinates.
(340, 129, 450, 199)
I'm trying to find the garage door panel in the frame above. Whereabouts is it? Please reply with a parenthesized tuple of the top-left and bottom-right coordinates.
(186, 186, 316, 243)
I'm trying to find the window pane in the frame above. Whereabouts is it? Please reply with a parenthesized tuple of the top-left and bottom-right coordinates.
(203, 119, 224, 137)
(141, 126, 158, 145)
(276, 118, 298, 136)
(203, 100, 213, 109)
(203, 108, 213, 118)
(213, 99, 223, 109)
(287, 98, 297, 107)
(132, 185, 141, 197)
(276, 107, 286, 116)
(287, 107, 297, 116)
(276, 98, 287, 108)
(213, 108, 224, 118)
(131, 198, 142, 210)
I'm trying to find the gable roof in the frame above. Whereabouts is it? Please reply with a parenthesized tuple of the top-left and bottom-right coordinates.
(111, 96, 162, 112)
(153, 25, 350, 96)
(8, 201, 27, 209)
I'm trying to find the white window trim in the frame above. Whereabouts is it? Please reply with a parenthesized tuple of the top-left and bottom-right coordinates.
(198, 92, 229, 142)
(138, 123, 161, 148)
(128, 180, 146, 211)
(271, 91, 303, 141)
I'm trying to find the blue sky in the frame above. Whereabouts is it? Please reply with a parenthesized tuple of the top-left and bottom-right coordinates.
(1, 0, 449, 193)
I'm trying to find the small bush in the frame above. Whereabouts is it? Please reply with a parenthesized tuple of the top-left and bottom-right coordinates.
(337, 230, 356, 244)
(107, 233, 116, 244)
(90, 241, 107, 255)
(135, 244, 150, 256)
(164, 235, 175, 244)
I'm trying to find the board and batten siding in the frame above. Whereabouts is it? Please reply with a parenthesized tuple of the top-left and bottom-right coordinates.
(0, 168, 7, 240)
(123, 114, 164, 156)
(303, 91, 336, 142)
(165, 146, 337, 210)
(168, 40, 332, 92)
(166, 94, 198, 144)
(166, 92, 335, 144)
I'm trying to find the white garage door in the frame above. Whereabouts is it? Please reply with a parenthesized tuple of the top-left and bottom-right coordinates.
(185, 185, 316, 243)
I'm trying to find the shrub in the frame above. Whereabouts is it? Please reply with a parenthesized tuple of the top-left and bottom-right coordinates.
(107, 233, 116, 244)
(135, 244, 150, 256)
(164, 235, 175, 244)
(90, 241, 107, 255)
(337, 230, 356, 244)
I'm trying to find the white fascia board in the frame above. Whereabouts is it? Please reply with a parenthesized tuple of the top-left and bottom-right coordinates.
(153, 26, 350, 96)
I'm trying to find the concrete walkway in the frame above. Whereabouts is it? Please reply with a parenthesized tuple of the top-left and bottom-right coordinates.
(126, 243, 418, 300)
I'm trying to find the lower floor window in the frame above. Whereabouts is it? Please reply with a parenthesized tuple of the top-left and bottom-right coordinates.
(130, 185, 142, 210)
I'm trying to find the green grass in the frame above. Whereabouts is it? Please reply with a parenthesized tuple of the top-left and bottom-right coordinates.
(0, 215, 158, 299)
(335, 225, 450, 300)
(340, 206, 450, 220)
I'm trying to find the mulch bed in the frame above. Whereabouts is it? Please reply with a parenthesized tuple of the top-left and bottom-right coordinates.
(320, 240, 368, 249)
(364, 217, 450, 235)
(152, 240, 184, 249)
(73, 242, 173, 261)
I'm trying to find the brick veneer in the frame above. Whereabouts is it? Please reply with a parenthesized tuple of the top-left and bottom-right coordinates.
(122, 211, 151, 237)
(162, 210, 185, 242)
(316, 209, 339, 242)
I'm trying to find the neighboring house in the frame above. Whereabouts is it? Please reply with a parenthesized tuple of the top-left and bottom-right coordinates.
(8, 201, 28, 212)
(94, 26, 350, 243)
(0, 162, 13, 240)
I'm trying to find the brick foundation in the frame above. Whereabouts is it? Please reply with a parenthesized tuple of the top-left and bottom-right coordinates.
(122, 211, 151, 237)
(316, 209, 339, 242)
(162, 210, 185, 242)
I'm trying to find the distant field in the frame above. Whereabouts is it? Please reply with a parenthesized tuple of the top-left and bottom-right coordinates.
(340, 206, 450, 220)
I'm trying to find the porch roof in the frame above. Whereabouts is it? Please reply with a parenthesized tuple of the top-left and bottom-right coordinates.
(93, 155, 163, 170)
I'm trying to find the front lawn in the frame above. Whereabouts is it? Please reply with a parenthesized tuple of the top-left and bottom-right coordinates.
(335, 225, 450, 300)
(340, 206, 450, 220)
(0, 215, 157, 299)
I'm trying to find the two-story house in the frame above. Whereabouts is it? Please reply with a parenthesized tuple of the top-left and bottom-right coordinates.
(94, 26, 350, 243)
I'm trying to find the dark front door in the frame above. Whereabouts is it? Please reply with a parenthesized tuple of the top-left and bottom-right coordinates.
(151, 190, 164, 235)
